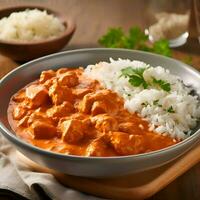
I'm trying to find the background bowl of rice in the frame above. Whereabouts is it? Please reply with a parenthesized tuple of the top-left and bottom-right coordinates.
(0, 48, 199, 177)
(0, 6, 76, 62)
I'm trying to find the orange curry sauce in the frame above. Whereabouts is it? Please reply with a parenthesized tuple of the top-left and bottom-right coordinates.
(8, 68, 177, 157)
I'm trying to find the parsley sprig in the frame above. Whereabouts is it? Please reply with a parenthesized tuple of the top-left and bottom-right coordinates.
(153, 78, 171, 92)
(120, 67, 171, 92)
(98, 26, 194, 64)
(98, 26, 172, 57)
(166, 106, 175, 113)
(121, 67, 148, 89)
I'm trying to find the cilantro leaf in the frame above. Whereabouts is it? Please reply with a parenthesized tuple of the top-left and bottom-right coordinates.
(153, 99, 159, 105)
(121, 67, 137, 76)
(98, 27, 125, 48)
(98, 26, 172, 57)
(153, 78, 171, 92)
(125, 27, 148, 49)
(121, 67, 148, 89)
(121, 67, 146, 77)
(152, 39, 172, 57)
(153, 99, 162, 107)
(167, 106, 175, 113)
(128, 75, 144, 87)
(141, 102, 148, 107)
(121, 67, 171, 92)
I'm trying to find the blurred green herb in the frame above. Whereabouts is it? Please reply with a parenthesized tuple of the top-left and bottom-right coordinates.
(183, 55, 193, 65)
(151, 40, 172, 57)
(98, 26, 172, 57)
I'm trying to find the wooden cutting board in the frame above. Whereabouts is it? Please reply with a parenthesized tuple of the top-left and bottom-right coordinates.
(1, 51, 200, 200)
(17, 144, 200, 200)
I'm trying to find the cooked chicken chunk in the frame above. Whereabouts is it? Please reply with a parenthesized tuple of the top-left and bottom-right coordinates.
(118, 122, 138, 135)
(12, 90, 26, 102)
(58, 71, 79, 87)
(30, 120, 57, 139)
(18, 116, 29, 127)
(86, 138, 108, 156)
(27, 111, 52, 126)
(56, 68, 69, 75)
(72, 88, 92, 99)
(25, 84, 49, 108)
(46, 101, 74, 119)
(79, 90, 121, 114)
(91, 114, 118, 132)
(13, 105, 28, 120)
(39, 70, 56, 84)
(48, 81, 74, 105)
(59, 119, 84, 144)
(107, 132, 145, 155)
(91, 101, 109, 116)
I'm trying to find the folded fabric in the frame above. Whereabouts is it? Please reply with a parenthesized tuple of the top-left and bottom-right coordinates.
(0, 134, 106, 200)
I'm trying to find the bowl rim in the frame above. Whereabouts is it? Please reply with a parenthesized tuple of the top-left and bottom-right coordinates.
(0, 48, 200, 161)
(0, 5, 76, 45)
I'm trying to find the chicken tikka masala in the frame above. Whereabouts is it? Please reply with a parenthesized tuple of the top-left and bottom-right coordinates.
(8, 67, 177, 157)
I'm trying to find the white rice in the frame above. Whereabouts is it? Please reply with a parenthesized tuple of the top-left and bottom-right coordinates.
(85, 58, 200, 140)
(0, 9, 65, 41)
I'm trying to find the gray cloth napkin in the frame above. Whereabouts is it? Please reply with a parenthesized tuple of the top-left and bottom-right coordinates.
(0, 133, 106, 200)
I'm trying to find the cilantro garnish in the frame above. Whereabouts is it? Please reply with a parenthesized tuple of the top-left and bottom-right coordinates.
(141, 102, 148, 107)
(98, 28, 125, 48)
(98, 26, 172, 57)
(153, 78, 171, 92)
(166, 106, 175, 113)
(120, 67, 171, 92)
(98, 26, 194, 64)
(153, 100, 162, 107)
(153, 100, 159, 105)
(121, 67, 148, 89)
(151, 39, 172, 57)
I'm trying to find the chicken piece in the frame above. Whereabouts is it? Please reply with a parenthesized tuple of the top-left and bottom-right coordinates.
(119, 122, 137, 135)
(58, 71, 79, 87)
(72, 88, 93, 99)
(12, 90, 26, 102)
(56, 68, 69, 75)
(59, 119, 84, 144)
(30, 120, 57, 139)
(48, 81, 74, 105)
(46, 101, 74, 119)
(91, 101, 109, 116)
(107, 132, 145, 155)
(58, 113, 87, 124)
(58, 114, 94, 138)
(66, 113, 87, 120)
(79, 90, 121, 114)
(43, 77, 57, 89)
(85, 138, 108, 157)
(27, 111, 52, 126)
(13, 105, 28, 120)
(39, 70, 56, 84)
(91, 114, 118, 132)
(25, 85, 49, 108)
(18, 116, 29, 127)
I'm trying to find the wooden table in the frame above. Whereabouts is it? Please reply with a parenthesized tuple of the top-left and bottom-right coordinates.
(0, 1, 200, 200)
